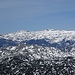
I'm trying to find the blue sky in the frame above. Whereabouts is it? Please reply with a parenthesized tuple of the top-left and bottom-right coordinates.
(0, 0, 75, 34)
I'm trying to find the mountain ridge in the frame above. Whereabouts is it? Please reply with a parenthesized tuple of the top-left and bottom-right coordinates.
(0, 29, 75, 52)
(2, 29, 75, 41)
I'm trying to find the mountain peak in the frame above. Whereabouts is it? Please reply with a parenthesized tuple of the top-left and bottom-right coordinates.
(1, 29, 75, 42)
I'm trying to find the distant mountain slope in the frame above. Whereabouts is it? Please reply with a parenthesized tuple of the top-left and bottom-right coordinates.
(0, 29, 75, 51)
(0, 38, 17, 47)
(3, 29, 75, 42)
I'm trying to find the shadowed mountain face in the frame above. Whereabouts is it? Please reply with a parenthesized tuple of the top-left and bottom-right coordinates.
(22, 39, 51, 46)
(24, 39, 75, 51)
(0, 38, 17, 47)
(0, 38, 75, 52)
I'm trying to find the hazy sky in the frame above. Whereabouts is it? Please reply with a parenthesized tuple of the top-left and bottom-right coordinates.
(0, 0, 75, 34)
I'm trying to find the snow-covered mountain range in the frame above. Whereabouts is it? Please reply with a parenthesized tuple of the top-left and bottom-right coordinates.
(2, 29, 75, 42)
(0, 29, 75, 75)
(0, 29, 75, 58)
